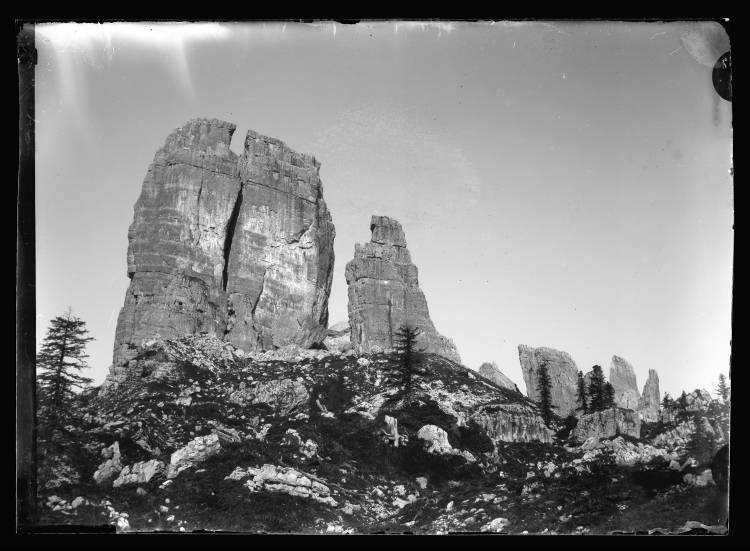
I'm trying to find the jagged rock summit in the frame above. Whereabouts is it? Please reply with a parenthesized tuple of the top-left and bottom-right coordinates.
(478, 362, 519, 392)
(518, 345, 578, 417)
(610, 356, 640, 410)
(638, 369, 660, 422)
(345, 215, 461, 363)
(106, 119, 335, 390)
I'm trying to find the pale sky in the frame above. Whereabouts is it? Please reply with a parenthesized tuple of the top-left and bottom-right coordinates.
(33, 21, 733, 399)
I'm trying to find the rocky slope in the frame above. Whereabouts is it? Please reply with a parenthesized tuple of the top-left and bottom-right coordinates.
(107, 119, 334, 390)
(345, 215, 460, 363)
(38, 337, 729, 534)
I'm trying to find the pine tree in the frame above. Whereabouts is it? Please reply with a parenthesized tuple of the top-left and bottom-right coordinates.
(661, 392, 673, 411)
(536, 362, 555, 426)
(587, 365, 606, 412)
(36, 309, 94, 430)
(386, 324, 426, 397)
(575, 370, 588, 414)
(603, 382, 616, 409)
(716, 373, 730, 403)
(676, 390, 690, 422)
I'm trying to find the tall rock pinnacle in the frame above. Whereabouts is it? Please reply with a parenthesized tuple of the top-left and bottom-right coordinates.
(107, 119, 334, 387)
(609, 355, 640, 410)
(518, 345, 578, 417)
(345, 215, 461, 363)
(638, 369, 660, 421)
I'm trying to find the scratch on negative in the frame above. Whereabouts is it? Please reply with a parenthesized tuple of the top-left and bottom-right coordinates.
(669, 46, 683, 56)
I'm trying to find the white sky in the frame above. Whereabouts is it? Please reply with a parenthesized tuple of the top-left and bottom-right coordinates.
(33, 21, 733, 398)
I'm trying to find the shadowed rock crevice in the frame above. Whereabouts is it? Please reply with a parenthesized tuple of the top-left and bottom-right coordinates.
(222, 185, 244, 291)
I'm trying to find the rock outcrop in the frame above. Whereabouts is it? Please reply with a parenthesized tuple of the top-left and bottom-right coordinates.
(417, 425, 476, 462)
(113, 460, 165, 488)
(345, 215, 460, 362)
(609, 356, 640, 410)
(227, 464, 338, 506)
(573, 408, 641, 443)
(470, 404, 554, 444)
(478, 362, 519, 392)
(167, 433, 221, 479)
(107, 119, 334, 389)
(638, 369, 660, 421)
(518, 345, 578, 417)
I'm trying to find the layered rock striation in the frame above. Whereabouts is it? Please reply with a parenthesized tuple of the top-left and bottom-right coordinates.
(107, 119, 334, 388)
(609, 356, 640, 410)
(345, 215, 460, 362)
(518, 345, 578, 417)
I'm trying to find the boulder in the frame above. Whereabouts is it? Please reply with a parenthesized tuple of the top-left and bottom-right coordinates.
(478, 362, 518, 392)
(711, 444, 729, 491)
(638, 369, 660, 421)
(573, 408, 641, 442)
(113, 460, 165, 488)
(93, 442, 123, 485)
(105, 119, 335, 389)
(345, 215, 461, 363)
(518, 345, 578, 417)
(251, 378, 309, 415)
(609, 356, 640, 410)
(416, 425, 476, 462)
(229, 464, 337, 506)
(167, 434, 221, 479)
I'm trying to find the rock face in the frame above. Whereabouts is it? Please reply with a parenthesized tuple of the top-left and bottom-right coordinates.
(345, 215, 460, 363)
(518, 345, 578, 417)
(573, 408, 641, 443)
(417, 425, 476, 462)
(609, 356, 640, 410)
(478, 362, 518, 392)
(638, 369, 660, 421)
(107, 119, 334, 387)
(470, 404, 554, 444)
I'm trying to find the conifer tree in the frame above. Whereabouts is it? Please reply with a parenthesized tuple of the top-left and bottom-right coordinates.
(661, 392, 673, 411)
(536, 361, 555, 426)
(36, 309, 94, 429)
(716, 373, 730, 403)
(676, 390, 690, 422)
(603, 381, 616, 409)
(587, 365, 606, 412)
(575, 370, 588, 414)
(386, 324, 426, 397)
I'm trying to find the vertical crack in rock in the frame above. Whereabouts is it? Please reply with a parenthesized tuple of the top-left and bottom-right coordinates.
(345, 215, 461, 362)
(222, 184, 243, 292)
(105, 119, 336, 391)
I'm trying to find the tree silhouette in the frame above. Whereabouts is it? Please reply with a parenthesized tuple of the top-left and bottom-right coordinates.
(575, 370, 588, 414)
(385, 325, 426, 397)
(603, 382, 616, 409)
(586, 365, 606, 412)
(661, 392, 674, 411)
(536, 361, 555, 426)
(36, 309, 94, 430)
